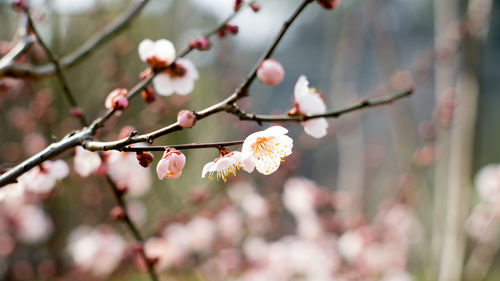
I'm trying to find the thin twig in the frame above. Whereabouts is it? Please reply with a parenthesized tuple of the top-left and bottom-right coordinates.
(121, 140, 245, 152)
(104, 175, 159, 281)
(227, 88, 414, 123)
(0, 0, 151, 78)
(26, 12, 88, 126)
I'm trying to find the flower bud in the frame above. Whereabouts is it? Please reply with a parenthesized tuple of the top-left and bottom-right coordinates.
(105, 88, 129, 110)
(12, 0, 29, 11)
(188, 37, 212, 51)
(70, 107, 84, 119)
(250, 2, 261, 12)
(177, 110, 197, 128)
(136, 151, 154, 168)
(156, 148, 186, 179)
(317, 0, 341, 10)
(110, 206, 126, 220)
(257, 59, 285, 86)
(234, 0, 243, 11)
(141, 86, 156, 104)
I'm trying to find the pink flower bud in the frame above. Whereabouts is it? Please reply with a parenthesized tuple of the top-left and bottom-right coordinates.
(141, 86, 156, 104)
(226, 24, 239, 35)
(250, 2, 261, 12)
(234, 0, 243, 11)
(110, 206, 126, 221)
(136, 151, 154, 168)
(156, 148, 186, 179)
(105, 88, 129, 110)
(177, 110, 197, 128)
(317, 0, 341, 10)
(257, 59, 285, 86)
(188, 37, 212, 51)
(70, 107, 84, 119)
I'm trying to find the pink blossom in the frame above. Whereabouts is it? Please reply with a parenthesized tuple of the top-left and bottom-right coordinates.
(241, 126, 293, 175)
(17, 160, 69, 194)
(216, 206, 243, 244)
(291, 75, 329, 138)
(156, 148, 186, 179)
(186, 217, 217, 253)
(14, 204, 53, 244)
(106, 151, 151, 197)
(67, 225, 126, 278)
(138, 39, 176, 70)
(202, 151, 243, 182)
(104, 88, 128, 110)
(475, 164, 500, 203)
(177, 109, 197, 128)
(257, 59, 285, 86)
(73, 146, 101, 177)
(144, 237, 175, 271)
(337, 230, 365, 262)
(153, 58, 199, 96)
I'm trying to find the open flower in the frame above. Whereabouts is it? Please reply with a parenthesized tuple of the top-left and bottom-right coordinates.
(153, 58, 199, 96)
(241, 126, 293, 175)
(106, 151, 152, 197)
(138, 39, 176, 70)
(202, 149, 243, 182)
(74, 146, 102, 177)
(290, 75, 329, 138)
(156, 148, 186, 179)
(17, 160, 69, 194)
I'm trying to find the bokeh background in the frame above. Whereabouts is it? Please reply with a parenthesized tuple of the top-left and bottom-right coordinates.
(0, 0, 499, 280)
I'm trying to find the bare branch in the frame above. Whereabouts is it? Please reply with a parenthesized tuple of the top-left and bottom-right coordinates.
(120, 140, 245, 152)
(0, 0, 151, 78)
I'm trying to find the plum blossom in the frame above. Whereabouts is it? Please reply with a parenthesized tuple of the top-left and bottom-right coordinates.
(104, 88, 128, 110)
(14, 204, 53, 244)
(290, 75, 329, 138)
(156, 148, 186, 179)
(241, 126, 293, 175)
(475, 164, 500, 203)
(177, 109, 197, 128)
(73, 146, 101, 177)
(186, 217, 217, 253)
(138, 39, 176, 70)
(67, 225, 126, 278)
(202, 150, 243, 182)
(106, 151, 151, 197)
(17, 160, 69, 194)
(257, 59, 285, 86)
(153, 58, 199, 96)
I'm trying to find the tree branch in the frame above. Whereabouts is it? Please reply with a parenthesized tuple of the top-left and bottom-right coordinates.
(120, 140, 245, 152)
(25, 12, 88, 126)
(0, 0, 151, 78)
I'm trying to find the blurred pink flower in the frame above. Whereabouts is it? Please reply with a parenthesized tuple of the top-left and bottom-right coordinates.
(138, 39, 176, 70)
(202, 151, 243, 182)
(257, 59, 285, 86)
(17, 160, 69, 194)
(216, 206, 243, 245)
(153, 58, 199, 96)
(106, 151, 151, 197)
(290, 75, 329, 138)
(241, 126, 293, 175)
(186, 217, 217, 253)
(475, 164, 500, 203)
(14, 204, 53, 244)
(104, 88, 128, 110)
(156, 148, 186, 179)
(67, 225, 126, 278)
(73, 146, 101, 177)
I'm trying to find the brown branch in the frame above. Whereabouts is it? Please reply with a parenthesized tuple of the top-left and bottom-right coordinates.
(25, 12, 88, 126)
(0, 0, 258, 186)
(120, 140, 245, 152)
(104, 175, 159, 281)
(227, 87, 414, 123)
(0, 0, 151, 78)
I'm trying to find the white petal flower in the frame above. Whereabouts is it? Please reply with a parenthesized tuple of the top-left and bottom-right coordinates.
(153, 58, 199, 96)
(292, 75, 329, 138)
(138, 39, 176, 69)
(73, 146, 102, 177)
(475, 164, 500, 203)
(18, 160, 69, 194)
(202, 151, 243, 182)
(241, 126, 293, 175)
(15, 204, 53, 244)
(106, 151, 151, 197)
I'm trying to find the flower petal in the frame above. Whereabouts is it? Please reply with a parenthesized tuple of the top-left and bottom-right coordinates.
(264, 125, 288, 137)
(303, 118, 329, 139)
(153, 74, 175, 96)
(138, 39, 154, 62)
